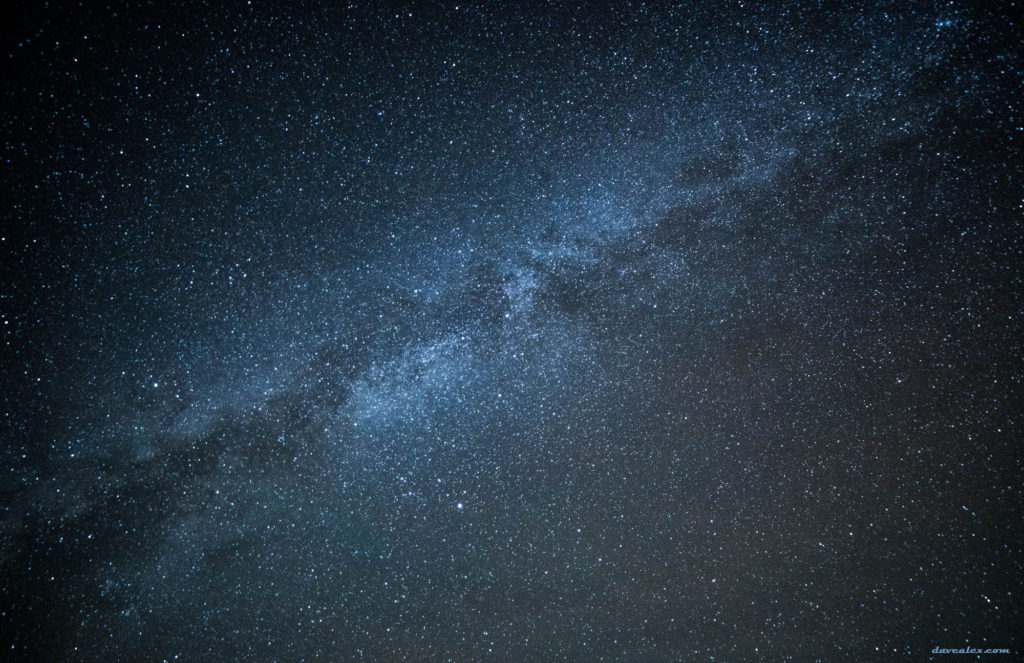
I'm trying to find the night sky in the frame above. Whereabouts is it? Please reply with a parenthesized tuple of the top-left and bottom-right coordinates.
(2, 1, 1023, 660)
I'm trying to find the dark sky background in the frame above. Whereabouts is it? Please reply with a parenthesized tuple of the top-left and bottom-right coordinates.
(2, 1, 1022, 660)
